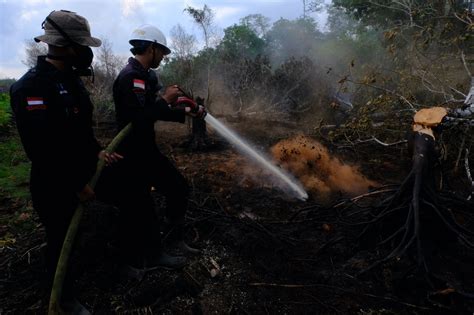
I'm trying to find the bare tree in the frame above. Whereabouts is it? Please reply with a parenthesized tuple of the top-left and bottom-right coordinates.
(185, 4, 216, 105)
(184, 5, 217, 150)
(168, 24, 198, 92)
(307, 0, 324, 13)
(185, 5, 214, 48)
(89, 38, 125, 126)
(22, 40, 47, 68)
(170, 24, 197, 60)
(94, 38, 124, 84)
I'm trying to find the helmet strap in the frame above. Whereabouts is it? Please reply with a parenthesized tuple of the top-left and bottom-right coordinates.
(152, 44, 156, 63)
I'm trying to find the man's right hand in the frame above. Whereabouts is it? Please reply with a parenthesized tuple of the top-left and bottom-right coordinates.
(77, 184, 95, 202)
(161, 85, 181, 104)
(99, 150, 123, 166)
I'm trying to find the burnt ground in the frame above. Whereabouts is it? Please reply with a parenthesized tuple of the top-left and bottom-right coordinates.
(1, 118, 474, 314)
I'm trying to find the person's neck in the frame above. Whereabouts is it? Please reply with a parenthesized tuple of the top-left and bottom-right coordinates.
(135, 55, 150, 71)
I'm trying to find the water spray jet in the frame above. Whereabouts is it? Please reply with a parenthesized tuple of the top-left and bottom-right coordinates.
(204, 114, 308, 201)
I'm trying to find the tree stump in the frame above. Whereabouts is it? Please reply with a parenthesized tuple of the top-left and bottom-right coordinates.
(358, 131, 474, 275)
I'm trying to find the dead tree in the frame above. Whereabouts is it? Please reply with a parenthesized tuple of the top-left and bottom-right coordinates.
(357, 79, 474, 275)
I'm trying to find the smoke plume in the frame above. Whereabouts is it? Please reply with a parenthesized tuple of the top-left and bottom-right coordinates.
(271, 135, 377, 201)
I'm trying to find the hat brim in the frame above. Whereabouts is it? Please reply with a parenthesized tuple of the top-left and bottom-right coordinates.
(34, 35, 102, 47)
(156, 43, 171, 55)
(34, 35, 68, 47)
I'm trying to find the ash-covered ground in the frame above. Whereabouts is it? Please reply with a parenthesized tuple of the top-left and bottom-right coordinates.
(1, 117, 474, 314)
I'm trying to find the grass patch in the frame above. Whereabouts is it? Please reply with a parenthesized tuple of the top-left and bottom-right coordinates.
(0, 93, 30, 200)
(0, 92, 34, 240)
(0, 93, 12, 130)
(0, 136, 31, 200)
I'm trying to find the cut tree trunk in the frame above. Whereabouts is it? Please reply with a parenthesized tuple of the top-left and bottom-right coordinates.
(189, 116, 209, 150)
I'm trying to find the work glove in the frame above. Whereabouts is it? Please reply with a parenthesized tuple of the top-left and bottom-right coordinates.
(173, 96, 207, 119)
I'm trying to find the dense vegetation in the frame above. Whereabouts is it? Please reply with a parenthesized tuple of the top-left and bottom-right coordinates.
(0, 92, 12, 130)
(157, 1, 473, 148)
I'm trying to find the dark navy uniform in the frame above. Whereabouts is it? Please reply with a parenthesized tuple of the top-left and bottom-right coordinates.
(108, 57, 189, 266)
(10, 56, 102, 290)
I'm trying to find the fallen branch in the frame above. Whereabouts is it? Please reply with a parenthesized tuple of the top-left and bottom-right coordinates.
(249, 282, 431, 310)
(461, 51, 472, 78)
(465, 148, 474, 200)
(333, 186, 397, 208)
(48, 123, 132, 314)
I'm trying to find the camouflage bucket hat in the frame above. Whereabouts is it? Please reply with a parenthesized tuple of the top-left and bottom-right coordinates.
(34, 10, 101, 47)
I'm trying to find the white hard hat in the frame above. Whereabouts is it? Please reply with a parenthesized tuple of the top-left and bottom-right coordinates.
(129, 24, 171, 55)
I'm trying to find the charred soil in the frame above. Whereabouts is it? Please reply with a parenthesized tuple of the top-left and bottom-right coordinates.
(1, 118, 474, 314)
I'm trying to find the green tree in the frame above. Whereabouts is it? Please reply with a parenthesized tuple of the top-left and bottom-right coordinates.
(218, 24, 265, 61)
(264, 17, 322, 65)
(239, 14, 271, 38)
(184, 5, 215, 48)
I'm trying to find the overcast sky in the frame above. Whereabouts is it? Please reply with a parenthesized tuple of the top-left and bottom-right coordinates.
(0, 0, 329, 79)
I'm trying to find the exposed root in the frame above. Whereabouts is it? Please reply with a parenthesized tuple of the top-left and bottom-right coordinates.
(354, 133, 474, 276)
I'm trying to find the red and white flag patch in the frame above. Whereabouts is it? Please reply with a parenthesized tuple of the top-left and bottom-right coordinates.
(133, 79, 145, 89)
(26, 97, 47, 110)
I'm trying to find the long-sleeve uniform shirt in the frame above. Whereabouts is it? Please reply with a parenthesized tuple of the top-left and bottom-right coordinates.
(10, 56, 102, 193)
(113, 57, 185, 164)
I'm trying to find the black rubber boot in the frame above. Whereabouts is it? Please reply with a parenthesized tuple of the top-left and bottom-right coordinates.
(173, 240, 201, 255)
(118, 263, 146, 281)
(146, 251, 187, 270)
(61, 296, 91, 315)
(167, 224, 201, 255)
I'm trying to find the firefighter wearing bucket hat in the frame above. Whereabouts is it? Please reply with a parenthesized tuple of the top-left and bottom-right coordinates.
(104, 24, 205, 273)
(10, 10, 121, 314)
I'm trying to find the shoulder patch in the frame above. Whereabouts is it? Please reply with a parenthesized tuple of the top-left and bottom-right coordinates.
(133, 79, 145, 89)
(26, 97, 47, 111)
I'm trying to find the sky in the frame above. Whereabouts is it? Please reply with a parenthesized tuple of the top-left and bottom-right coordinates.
(0, 0, 329, 79)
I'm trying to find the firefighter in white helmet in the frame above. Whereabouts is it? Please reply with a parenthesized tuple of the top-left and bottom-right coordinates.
(102, 24, 204, 273)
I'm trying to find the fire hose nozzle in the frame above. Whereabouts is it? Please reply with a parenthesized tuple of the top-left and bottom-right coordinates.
(172, 96, 198, 112)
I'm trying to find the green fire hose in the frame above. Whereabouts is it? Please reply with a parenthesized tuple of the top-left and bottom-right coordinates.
(48, 123, 132, 314)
